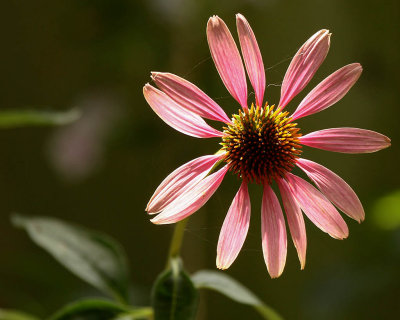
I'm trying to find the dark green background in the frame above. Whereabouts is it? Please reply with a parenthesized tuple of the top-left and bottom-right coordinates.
(0, 0, 399, 319)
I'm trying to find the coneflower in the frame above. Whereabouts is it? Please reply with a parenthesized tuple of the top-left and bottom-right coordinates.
(143, 14, 390, 278)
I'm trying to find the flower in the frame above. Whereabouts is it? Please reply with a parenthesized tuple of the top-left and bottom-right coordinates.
(143, 14, 391, 278)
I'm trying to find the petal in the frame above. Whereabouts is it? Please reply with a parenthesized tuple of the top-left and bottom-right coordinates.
(151, 165, 228, 224)
(296, 158, 365, 222)
(300, 128, 391, 153)
(236, 14, 265, 107)
(217, 180, 251, 270)
(151, 72, 231, 123)
(292, 63, 363, 120)
(279, 30, 331, 108)
(277, 178, 307, 269)
(207, 15, 248, 109)
(261, 184, 287, 278)
(146, 154, 223, 214)
(285, 173, 349, 239)
(143, 84, 222, 138)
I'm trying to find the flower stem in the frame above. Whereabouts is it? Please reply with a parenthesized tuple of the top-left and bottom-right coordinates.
(166, 218, 188, 268)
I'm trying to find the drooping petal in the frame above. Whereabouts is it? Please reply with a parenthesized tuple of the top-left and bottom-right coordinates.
(236, 14, 265, 107)
(296, 158, 365, 222)
(207, 15, 248, 109)
(279, 30, 331, 108)
(261, 184, 287, 278)
(147, 154, 223, 214)
(151, 165, 228, 224)
(151, 72, 231, 123)
(217, 181, 250, 270)
(285, 173, 349, 239)
(300, 128, 391, 153)
(291, 63, 363, 120)
(143, 84, 222, 138)
(277, 178, 307, 269)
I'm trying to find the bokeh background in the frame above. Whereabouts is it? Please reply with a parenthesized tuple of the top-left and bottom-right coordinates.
(0, 0, 399, 319)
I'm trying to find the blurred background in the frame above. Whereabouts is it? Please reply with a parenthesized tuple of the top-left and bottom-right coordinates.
(0, 0, 399, 319)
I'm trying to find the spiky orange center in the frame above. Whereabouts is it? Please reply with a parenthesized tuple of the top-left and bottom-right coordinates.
(221, 104, 302, 183)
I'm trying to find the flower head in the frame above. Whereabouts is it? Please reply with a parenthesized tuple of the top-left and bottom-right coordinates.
(143, 14, 391, 278)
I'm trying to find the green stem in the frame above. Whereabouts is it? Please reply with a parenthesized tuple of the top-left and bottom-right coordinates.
(166, 218, 188, 268)
(164, 148, 222, 269)
(255, 304, 284, 320)
(125, 307, 154, 319)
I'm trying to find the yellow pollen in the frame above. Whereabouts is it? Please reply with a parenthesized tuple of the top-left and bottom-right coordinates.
(221, 104, 302, 184)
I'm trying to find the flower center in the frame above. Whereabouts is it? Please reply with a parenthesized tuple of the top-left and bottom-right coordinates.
(221, 104, 302, 184)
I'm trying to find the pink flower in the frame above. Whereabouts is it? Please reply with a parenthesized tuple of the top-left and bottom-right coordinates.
(143, 14, 391, 278)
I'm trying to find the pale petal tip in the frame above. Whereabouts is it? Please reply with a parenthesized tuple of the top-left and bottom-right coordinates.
(269, 270, 284, 279)
(216, 255, 233, 270)
(326, 32, 332, 43)
(298, 252, 306, 270)
(384, 136, 391, 147)
(376, 135, 392, 152)
(208, 15, 221, 27)
(354, 208, 366, 224)
(143, 83, 151, 93)
(334, 231, 349, 240)
(235, 13, 245, 20)
(149, 216, 160, 224)
(150, 216, 171, 225)
(318, 29, 331, 44)
(336, 223, 349, 239)
(150, 71, 158, 79)
(216, 261, 229, 270)
(316, 29, 330, 38)
(145, 202, 157, 215)
(267, 261, 286, 279)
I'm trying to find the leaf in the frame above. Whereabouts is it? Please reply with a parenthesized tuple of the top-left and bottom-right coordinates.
(372, 189, 400, 230)
(113, 307, 153, 320)
(47, 299, 130, 320)
(191, 270, 283, 320)
(151, 258, 198, 320)
(0, 109, 80, 128)
(12, 214, 130, 303)
(0, 309, 39, 320)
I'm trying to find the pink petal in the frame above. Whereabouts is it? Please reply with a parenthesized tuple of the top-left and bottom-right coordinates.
(300, 128, 391, 153)
(151, 72, 231, 123)
(279, 30, 331, 108)
(261, 183, 287, 278)
(217, 181, 251, 270)
(285, 173, 349, 239)
(296, 158, 365, 222)
(151, 165, 228, 224)
(277, 178, 307, 269)
(207, 15, 248, 109)
(146, 154, 223, 214)
(236, 14, 265, 107)
(292, 63, 363, 120)
(143, 84, 222, 138)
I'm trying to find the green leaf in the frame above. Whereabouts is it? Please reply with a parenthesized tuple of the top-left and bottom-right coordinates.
(113, 307, 153, 320)
(372, 189, 400, 230)
(12, 214, 130, 303)
(152, 258, 198, 320)
(191, 270, 283, 320)
(48, 299, 153, 320)
(48, 299, 130, 320)
(0, 109, 80, 128)
(0, 309, 39, 320)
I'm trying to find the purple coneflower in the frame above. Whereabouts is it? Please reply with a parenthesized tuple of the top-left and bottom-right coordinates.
(143, 14, 390, 278)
